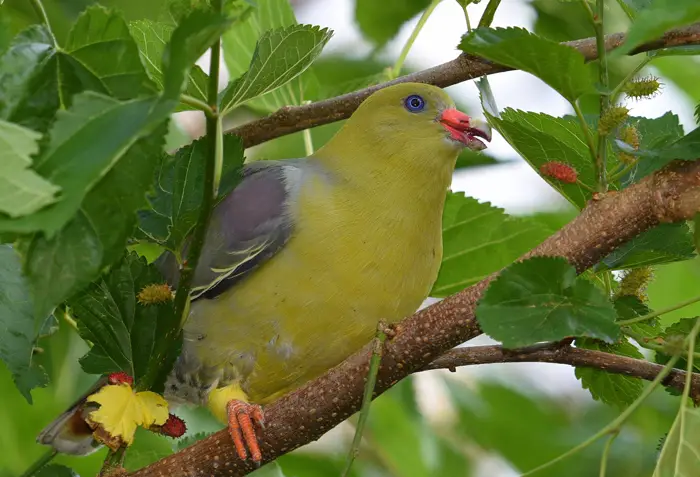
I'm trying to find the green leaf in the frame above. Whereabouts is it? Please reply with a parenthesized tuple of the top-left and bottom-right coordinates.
(431, 192, 550, 297)
(620, 113, 685, 184)
(615, 295, 660, 338)
(128, 20, 210, 109)
(138, 134, 245, 250)
(160, 8, 233, 101)
(222, 0, 317, 113)
(653, 405, 700, 477)
(487, 109, 597, 209)
(574, 338, 644, 408)
(597, 223, 696, 271)
(0, 119, 60, 217)
(36, 465, 79, 477)
(124, 428, 174, 471)
(69, 252, 181, 391)
(459, 27, 595, 102)
(476, 256, 620, 348)
(64, 6, 153, 99)
(613, 0, 700, 58)
(20, 97, 169, 324)
(220, 24, 333, 113)
(656, 318, 700, 373)
(355, 0, 431, 46)
(0, 245, 48, 403)
(0, 93, 167, 237)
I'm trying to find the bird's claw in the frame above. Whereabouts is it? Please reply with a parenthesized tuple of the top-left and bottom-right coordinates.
(226, 400, 265, 465)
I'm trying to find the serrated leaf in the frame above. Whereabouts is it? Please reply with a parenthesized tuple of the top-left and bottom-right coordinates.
(222, 0, 315, 113)
(69, 252, 181, 391)
(459, 27, 595, 102)
(597, 223, 696, 271)
(138, 135, 245, 250)
(220, 24, 332, 113)
(615, 295, 660, 338)
(431, 192, 550, 297)
(0, 244, 48, 403)
(355, 0, 432, 46)
(574, 338, 644, 408)
(653, 405, 700, 477)
(477, 256, 620, 348)
(64, 6, 154, 99)
(36, 465, 79, 477)
(21, 104, 169, 325)
(613, 0, 700, 58)
(621, 113, 685, 184)
(161, 9, 233, 101)
(0, 119, 60, 217)
(487, 109, 598, 208)
(128, 20, 210, 110)
(175, 430, 216, 451)
(0, 93, 166, 237)
(656, 318, 700, 373)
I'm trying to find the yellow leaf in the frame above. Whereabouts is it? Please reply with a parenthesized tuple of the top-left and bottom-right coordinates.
(87, 384, 169, 446)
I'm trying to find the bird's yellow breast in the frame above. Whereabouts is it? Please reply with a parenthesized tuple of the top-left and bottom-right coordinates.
(186, 165, 445, 404)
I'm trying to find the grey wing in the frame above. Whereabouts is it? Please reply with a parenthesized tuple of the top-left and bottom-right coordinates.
(156, 160, 298, 300)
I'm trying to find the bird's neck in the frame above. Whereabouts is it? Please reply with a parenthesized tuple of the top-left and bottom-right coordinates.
(312, 132, 458, 211)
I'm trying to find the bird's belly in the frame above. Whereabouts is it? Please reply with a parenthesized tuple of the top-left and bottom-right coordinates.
(184, 220, 441, 404)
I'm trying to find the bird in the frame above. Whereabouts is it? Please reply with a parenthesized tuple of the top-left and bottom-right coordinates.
(37, 82, 491, 463)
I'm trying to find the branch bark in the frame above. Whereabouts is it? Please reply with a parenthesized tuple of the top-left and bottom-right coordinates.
(226, 22, 700, 149)
(129, 23, 700, 477)
(424, 344, 700, 401)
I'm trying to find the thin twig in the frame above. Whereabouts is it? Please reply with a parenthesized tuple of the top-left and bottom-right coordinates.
(617, 294, 700, 326)
(423, 344, 700, 397)
(224, 23, 700, 149)
(391, 0, 442, 78)
(598, 430, 618, 477)
(341, 323, 388, 477)
(478, 0, 502, 28)
(180, 94, 215, 117)
(168, 0, 223, 378)
(19, 450, 57, 477)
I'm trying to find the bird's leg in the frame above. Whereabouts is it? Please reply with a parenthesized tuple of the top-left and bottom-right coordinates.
(226, 400, 265, 464)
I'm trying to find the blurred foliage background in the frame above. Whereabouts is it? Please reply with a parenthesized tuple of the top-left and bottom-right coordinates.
(1, 0, 699, 476)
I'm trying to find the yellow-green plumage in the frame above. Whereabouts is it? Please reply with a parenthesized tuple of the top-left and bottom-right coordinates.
(185, 84, 463, 420)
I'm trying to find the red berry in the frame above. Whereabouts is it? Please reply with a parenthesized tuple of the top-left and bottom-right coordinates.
(107, 372, 134, 386)
(539, 162, 578, 184)
(160, 414, 187, 438)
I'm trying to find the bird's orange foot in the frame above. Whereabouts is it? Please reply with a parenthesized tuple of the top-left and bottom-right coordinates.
(226, 400, 265, 464)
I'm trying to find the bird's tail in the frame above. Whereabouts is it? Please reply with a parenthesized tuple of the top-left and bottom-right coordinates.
(35, 378, 105, 456)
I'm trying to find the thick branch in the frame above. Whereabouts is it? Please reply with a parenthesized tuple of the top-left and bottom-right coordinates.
(425, 344, 700, 400)
(226, 22, 700, 149)
(132, 159, 700, 477)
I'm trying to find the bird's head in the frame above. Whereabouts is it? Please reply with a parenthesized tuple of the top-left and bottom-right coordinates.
(344, 82, 492, 153)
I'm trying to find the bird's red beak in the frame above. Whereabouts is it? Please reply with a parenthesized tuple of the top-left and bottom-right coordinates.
(439, 109, 492, 150)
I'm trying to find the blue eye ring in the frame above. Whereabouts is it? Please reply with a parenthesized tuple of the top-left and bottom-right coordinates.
(404, 94, 425, 113)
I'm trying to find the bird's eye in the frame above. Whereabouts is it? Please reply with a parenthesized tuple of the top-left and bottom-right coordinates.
(404, 94, 425, 113)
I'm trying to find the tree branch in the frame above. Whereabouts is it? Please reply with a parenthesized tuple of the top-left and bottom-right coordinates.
(131, 159, 700, 477)
(226, 22, 700, 148)
(424, 344, 700, 400)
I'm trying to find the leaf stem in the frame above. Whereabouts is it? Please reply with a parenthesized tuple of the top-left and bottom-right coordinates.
(170, 0, 223, 376)
(30, 0, 58, 47)
(391, 0, 442, 78)
(101, 446, 127, 476)
(608, 160, 638, 183)
(614, 0, 636, 21)
(617, 295, 700, 326)
(19, 450, 57, 477)
(522, 354, 681, 476)
(676, 319, 700, 469)
(341, 322, 388, 477)
(180, 94, 215, 117)
(302, 100, 314, 155)
(572, 102, 598, 166)
(593, 0, 610, 192)
(478, 0, 502, 28)
(598, 430, 618, 477)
